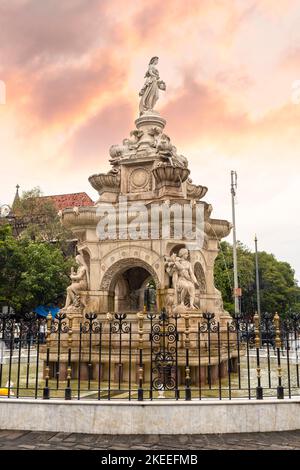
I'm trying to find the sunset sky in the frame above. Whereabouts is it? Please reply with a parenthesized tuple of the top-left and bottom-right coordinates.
(1, 0, 300, 280)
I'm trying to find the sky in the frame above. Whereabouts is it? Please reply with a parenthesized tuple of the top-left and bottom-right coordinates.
(0, 0, 300, 280)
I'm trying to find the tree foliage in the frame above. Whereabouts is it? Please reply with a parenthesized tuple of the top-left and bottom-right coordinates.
(214, 241, 300, 317)
(16, 186, 74, 252)
(0, 224, 73, 316)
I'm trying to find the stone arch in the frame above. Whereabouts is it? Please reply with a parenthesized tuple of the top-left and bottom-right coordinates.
(100, 258, 161, 291)
(77, 247, 91, 289)
(80, 248, 90, 267)
(79, 245, 92, 258)
(194, 261, 206, 294)
(167, 242, 186, 257)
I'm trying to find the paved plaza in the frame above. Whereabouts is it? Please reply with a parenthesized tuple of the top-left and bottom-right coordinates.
(0, 430, 300, 450)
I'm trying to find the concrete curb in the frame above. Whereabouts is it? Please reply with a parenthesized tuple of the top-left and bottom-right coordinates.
(0, 398, 300, 434)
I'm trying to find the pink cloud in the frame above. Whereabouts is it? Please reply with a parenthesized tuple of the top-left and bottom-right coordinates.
(0, 0, 108, 68)
(64, 99, 134, 167)
(159, 73, 300, 162)
(280, 46, 300, 71)
(161, 76, 249, 145)
(27, 51, 127, 126)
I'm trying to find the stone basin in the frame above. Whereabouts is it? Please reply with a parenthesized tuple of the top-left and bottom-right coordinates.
(88, 172, 121, 195)
(187, 182, 208, 200)
(152, 164, 190, 189)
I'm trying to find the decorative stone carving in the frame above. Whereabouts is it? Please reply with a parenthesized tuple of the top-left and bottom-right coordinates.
(81, 57, 232, 320)
(156, 133, 188, 169)
(165, 253, 181, 292)
(129, 129, 144, 147)
(165, 248, 199, 309)
(129, 167, 151, 192)
(139, 56, 166, 116)
(88, 171, 121, 195)
(148, 126, 162, 140)
(41, 58, 236, 391)
(206, 219, 232, 239)
(122, 132, 144, 155)
(194, 262, 206, 294)
(156, 133, 173, 162)
(152, 163, 190, 189)
(187, 180, 208, 200)
(62, 254, 89, 311)
(165, 290, 176, 315)
(107, 130, 146, 169)
(109, 144, 127, 163)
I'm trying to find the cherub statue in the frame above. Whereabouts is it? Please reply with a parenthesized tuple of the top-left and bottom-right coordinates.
(165, 248, 198, 309)
(156, 133, 174, 165)
(156, 134, 188, 169)
(109, 144, 125, 164)
(63, 254, 89, 310)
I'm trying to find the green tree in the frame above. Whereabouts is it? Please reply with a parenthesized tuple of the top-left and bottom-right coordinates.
(214, 241, 255, 315)
(0, 224, 73, 316)
(16, 186, 74, 253)
(0, 225, 25, 312)
(258, 253, 300, 316)
(214, 241, 300, 317)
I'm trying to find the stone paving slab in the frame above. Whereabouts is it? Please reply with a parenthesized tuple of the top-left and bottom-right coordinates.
(0, 430, 300, 450)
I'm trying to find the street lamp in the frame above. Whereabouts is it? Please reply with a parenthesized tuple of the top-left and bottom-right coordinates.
(254, 235, 261, 323)
(231, 171, 240, 315)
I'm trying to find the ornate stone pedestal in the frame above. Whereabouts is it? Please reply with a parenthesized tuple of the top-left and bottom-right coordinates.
(41, 58, 235, 389)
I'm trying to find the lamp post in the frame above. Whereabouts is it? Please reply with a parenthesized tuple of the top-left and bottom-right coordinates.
(231, 171, 240, 315)
(254, 235, 261, 323)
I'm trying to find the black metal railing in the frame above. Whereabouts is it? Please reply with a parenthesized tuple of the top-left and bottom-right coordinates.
(0, 310, 300, 401)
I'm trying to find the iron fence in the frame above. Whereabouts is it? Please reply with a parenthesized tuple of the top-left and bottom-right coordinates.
(0, 310, 300, 401)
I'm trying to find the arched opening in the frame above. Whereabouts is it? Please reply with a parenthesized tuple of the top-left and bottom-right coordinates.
(170, 244, 186, 257)
(101, 259, 159, 313)
(113, 268, 156, 312)
(80, 249, 90, 289)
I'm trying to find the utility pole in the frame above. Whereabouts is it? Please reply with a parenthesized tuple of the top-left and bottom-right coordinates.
(254, 235, 261, 322)
(231, 170, 240, 315)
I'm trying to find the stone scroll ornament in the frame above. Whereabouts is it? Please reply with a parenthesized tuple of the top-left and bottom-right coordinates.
(62, 254, 89, 311)
(139, 56, 166, 115)
(165, 248, 199, 309)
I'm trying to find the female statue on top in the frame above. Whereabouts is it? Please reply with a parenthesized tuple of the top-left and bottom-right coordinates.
(139, 57, 166, 115)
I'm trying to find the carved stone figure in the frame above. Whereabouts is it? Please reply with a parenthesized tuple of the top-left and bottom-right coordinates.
(139, 57, 166, 115)
(129, 129, 144, 147)
(156, 133, 174, 164)
(165, 248, 198, 309)
(165, 252, 181, 292)
(172, 151, 188, 169)
(109, 130, 144, 164)
(156, 133, 188, 169)
(148, 127, 161, 138)
(63, 254, 89, 310)
(109, 144, 125, 164)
